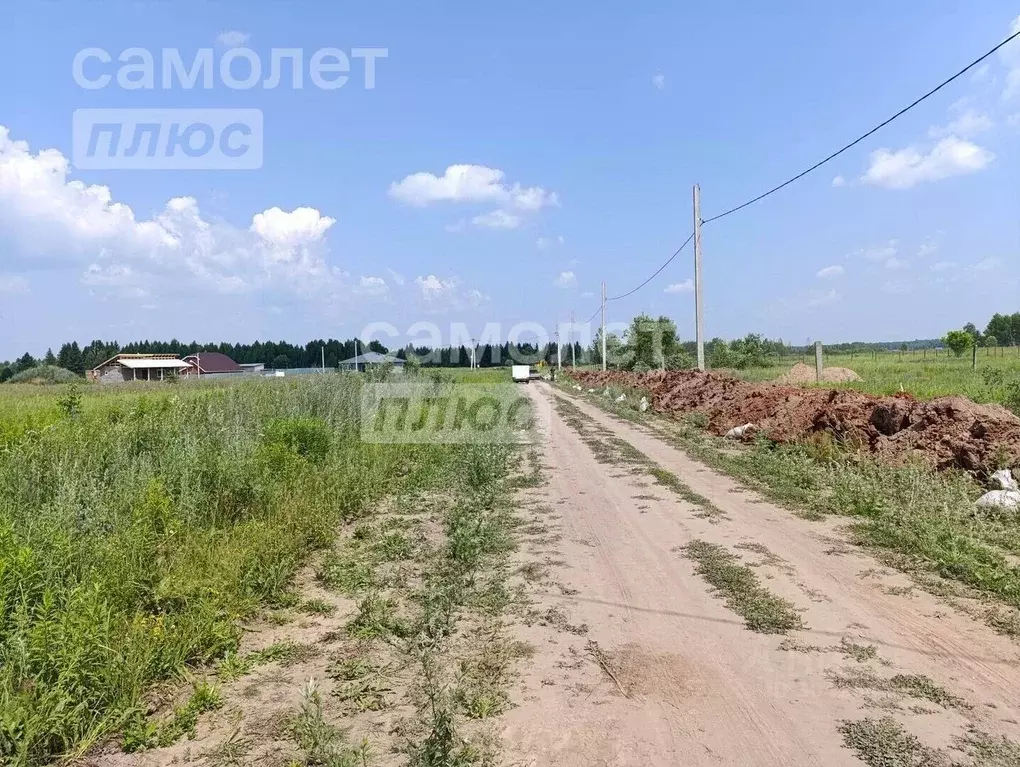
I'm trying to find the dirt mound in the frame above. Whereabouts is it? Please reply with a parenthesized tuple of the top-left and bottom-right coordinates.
(569, 370, 1020, 474)
(776, 362, 861, 384)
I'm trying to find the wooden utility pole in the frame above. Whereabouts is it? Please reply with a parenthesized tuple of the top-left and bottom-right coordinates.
(693, 184, 705, 371)
(601, 281, 607, 371)
(814, 341, 824, 383)
(321, 344, 325, 373)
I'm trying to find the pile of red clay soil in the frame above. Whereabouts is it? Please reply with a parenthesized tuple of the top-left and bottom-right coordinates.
(776, 362, 862, 384)
(570, 370, 1020, 474)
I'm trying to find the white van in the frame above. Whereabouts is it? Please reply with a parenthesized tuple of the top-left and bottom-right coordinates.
(511, 365, 531, 383)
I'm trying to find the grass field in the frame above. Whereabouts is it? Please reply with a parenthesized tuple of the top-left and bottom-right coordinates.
(728, 349, 1020, 407)
(0, 374, 513, 765)
(569, 348, 1020, 409)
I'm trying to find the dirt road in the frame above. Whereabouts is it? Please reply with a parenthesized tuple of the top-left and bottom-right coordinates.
(501, 383, 1020, 766)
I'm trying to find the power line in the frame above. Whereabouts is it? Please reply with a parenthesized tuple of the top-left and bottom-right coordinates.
(606, 232, 695, 301)
(702, 26, 1020, 224)
(574, 231, 695, 327)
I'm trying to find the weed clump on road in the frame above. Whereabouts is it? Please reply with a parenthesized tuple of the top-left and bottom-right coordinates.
(680, 540, 804, 634)
(838, 717, 951, 767)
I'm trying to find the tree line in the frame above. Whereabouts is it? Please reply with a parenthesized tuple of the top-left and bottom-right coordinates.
(0, 337, 586, 381)
(943, 312, 1020, 357)
(3, 309, 1015, 381)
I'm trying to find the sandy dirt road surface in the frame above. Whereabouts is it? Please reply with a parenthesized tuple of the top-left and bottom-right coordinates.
(500, 382, 1020, 766)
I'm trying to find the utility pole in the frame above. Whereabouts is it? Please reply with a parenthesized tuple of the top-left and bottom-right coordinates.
(554, 331, 561, 369)
(355, 338, 360, 373)
(601, 280, 607, 371)
(469, 338, 477, 369)
(570, 311, 576, 367)
(693, 184, 705, 371)
(321, 343, 325, 373)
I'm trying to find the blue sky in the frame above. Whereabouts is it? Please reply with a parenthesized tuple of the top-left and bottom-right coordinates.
(1, 1, 1018, 358)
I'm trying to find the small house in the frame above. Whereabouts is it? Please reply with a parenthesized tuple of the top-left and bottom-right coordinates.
(89, 354, 191, 383)
(182, 352, 244, 376)
(338, 351, 405, 373)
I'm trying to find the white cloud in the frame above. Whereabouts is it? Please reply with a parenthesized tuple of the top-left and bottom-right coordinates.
(472, 209, 521, 229)
(884, 257, 908, 270)
(652, 73, 666, 90)
(216, 30, 250, 47)
(444, 219, 467, 234)
(930, 260, 956, 271)
(357, 275, 389, 296)
(664, 279, 693, 293)
(849, 240, 898, 262)
(831, 175, 846, 187)
(413, 274, 488, 310)
(928, 109, 994, 139)
(388, 164, 557, 211)
(580, 291, 594, 299)
(386, 267, 405, 286)
(0, 125, 340, 300)
(553, 270, 577, 288)
(537, 235, 564, 250)
(806, 289, 839, 308)
(416, 274, 457, 301)
(251, 206, 335, 246)
(0, 275, 29, 294)
(917, 238, 938, 257)
(861, 136, 994, 189)
(815, 265, 844, 279)
(973, 257, 1002, 271)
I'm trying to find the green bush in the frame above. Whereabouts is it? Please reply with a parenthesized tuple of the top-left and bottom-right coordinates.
(7, 366, 78, 385)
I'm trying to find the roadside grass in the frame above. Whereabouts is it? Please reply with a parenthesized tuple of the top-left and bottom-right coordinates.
(299, 598, 337, 616)
(310, 443, 529, 766)
(288, 680, 370, 767)
(122, 680, 223, 752)
(560, 377, 1020, 639)
(329, 657, 393, 713)
(679, 540, 804, 634)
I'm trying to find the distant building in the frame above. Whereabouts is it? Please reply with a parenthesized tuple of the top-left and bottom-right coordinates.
(182, 352, 244, 376)
(338, 351, 405, 373)
(89, 354, 191, 383)
(239, 362, 265, 373)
